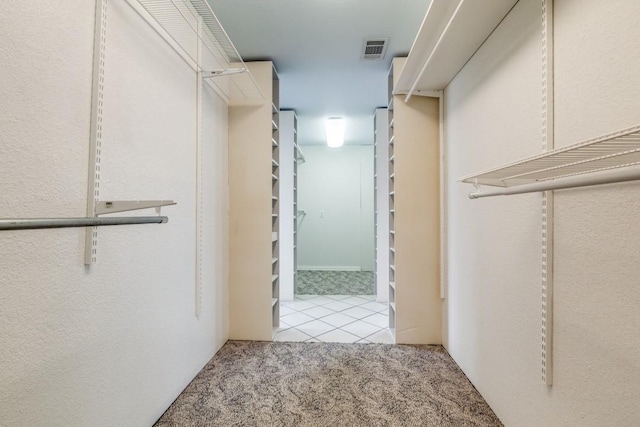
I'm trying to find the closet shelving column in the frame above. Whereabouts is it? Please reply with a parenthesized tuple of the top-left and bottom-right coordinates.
(272, 66, 280, 333)
(373, 114, 377, 296)
(293, 114, 299, 293)
(387, 68, 396, 336)
(228, 61, 280, 341)
(387, 57, 442, 344)
(277, 110, 298, 302)
(374, 108, 390, 304)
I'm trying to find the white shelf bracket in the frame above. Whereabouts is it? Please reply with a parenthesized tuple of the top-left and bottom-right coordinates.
(202, 68, 246, 78)
(95, 200, 176, 215)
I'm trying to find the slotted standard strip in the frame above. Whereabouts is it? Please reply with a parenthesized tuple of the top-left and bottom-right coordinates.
(460, 124, 640, 187)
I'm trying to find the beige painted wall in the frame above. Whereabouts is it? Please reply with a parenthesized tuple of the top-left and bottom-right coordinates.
(444, 0, 640, 424)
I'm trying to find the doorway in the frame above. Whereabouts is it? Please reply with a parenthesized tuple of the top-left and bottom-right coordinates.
(276, 143, 392, 343)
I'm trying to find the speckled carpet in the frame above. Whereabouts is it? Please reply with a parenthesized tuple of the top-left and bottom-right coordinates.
(296, 270, 374, 295)
(154, 341, 502, 427)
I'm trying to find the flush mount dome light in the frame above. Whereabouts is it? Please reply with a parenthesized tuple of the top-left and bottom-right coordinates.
(326, 117, 345, 148)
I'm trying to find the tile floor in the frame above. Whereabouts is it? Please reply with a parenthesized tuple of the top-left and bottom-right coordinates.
(275, 294, 394, 344)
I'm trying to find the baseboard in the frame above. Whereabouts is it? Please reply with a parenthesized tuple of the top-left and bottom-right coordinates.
(297, 265, 362, 272)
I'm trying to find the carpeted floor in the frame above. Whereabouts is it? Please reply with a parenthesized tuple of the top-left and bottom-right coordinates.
(154, 341, 502, 427)
(296, 270, 374, 295)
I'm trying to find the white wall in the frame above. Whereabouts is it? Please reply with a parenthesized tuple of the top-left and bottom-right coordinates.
(444, 0, 640, 425)
(0, 2, 229, 426)
(297, 145, 374, 271)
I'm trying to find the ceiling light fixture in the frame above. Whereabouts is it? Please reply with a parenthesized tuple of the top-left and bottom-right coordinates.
(326, 117, 345, 148)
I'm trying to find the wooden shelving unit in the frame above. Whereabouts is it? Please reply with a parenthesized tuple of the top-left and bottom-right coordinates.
(374, 108, 390, 303)
(271, 66, 280, 334)
(387, 66, 396, 336)
(228, 61, 280, 341)
(293, 115, 300, 294)
(277, 110, 298, 302)
(386, 58, 442, 344)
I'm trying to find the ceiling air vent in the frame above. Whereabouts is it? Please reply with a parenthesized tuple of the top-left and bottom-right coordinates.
(362, 38, 389, 60)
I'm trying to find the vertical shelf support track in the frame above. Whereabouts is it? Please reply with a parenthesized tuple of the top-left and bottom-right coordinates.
(541, 0, 554, 386)
(85, 0, 108, 265)
(195, 16, 204, 318)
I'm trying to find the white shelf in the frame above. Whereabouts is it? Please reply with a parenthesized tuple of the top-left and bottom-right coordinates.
(272, 120, 278, 131)
(272, 173, 278, 181)
(272, 232, 278, 242)
(390, 302, 396, 311)
(394, 0, 517, 96)
(460, 124, 640, 187)
(272, 138, 278, 147)
(272, 274, 279, 282)
(390, 155, 395, 162)
(390, 281, 396, 290)
(272, 159, 279, 167)
(272, 258, 278, 264)
(389, 135, 395, 145)
(272, 298, 278, 307)
(135, 0, 264, 102)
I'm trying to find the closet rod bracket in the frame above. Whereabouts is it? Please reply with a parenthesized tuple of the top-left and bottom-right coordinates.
(203, 68, 246, 78)
(95, 200, 176, 215)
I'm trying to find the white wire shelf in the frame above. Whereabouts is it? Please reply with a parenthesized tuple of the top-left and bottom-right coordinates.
(460, 124, 640, 188)
(394, 0, 517, 100)
(134, 0, 264, 102)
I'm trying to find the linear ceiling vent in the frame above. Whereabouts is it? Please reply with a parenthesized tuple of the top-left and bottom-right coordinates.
(362, 38, 389, 60)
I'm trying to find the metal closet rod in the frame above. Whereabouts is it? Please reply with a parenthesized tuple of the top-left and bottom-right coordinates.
(0, 216, 168, 231)
(469, 166, 640, 199)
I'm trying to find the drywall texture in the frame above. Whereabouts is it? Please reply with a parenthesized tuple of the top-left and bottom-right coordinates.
(444, 0, 640, 425)
(0, 2, 229, 426)
(297, 145, 374, 271)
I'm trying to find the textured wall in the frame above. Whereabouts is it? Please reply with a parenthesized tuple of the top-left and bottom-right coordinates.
(297, 145, 374, 271)
(444, 0, 640, 425)
(0, 1, 229, 426)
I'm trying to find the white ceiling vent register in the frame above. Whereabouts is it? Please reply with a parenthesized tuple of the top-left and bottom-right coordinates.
(362, 39, 389, 60)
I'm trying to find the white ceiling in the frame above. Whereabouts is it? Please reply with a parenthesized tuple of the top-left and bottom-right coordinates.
(208, 0, 430, 145)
